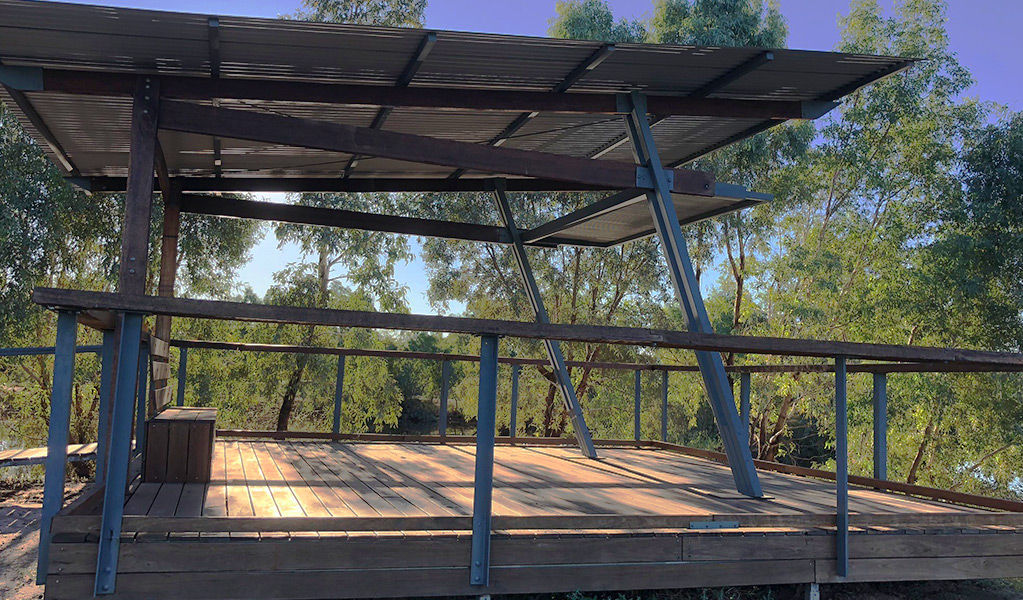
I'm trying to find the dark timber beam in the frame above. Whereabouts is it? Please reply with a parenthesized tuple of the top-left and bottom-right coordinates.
(72, 176, 618, 194)
(589, 51, 776, 160)
(207, 17, 222, 177)
(449, 44, 615, 179)
(32, 288, 1023, 366)
(4, 67, 835, 119)
(179, 194, 526, 245)
(119, 76, 160, 294)
(343, 31, 437, 178)
(157, 100, 716, 194)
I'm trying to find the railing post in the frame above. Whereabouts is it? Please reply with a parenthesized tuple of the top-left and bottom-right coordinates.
(95, 312, 145, 596)
(36, 310, 77, 584)
(439, 360, 450, 437)
(470, 335, 499, 587)
(332, 355, 346, 435)
(134, 341, 149, 458)
(740, 372, 751, 447)
(873, 372, 888, 480)
(175, 345, 187, 406)
(96, 330, 116, 481)
(660, 370, 669, 442)
(634, 369, 641, 442)
(835, 356, 849, 578)
(510, 364, 520, 439)
(622, 91, 761, 497)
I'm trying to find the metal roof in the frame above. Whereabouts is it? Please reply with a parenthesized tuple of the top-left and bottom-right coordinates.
(0, 0, 914, 247)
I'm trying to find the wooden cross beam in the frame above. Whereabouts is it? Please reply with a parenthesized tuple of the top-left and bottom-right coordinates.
(157, 100, 716, 194)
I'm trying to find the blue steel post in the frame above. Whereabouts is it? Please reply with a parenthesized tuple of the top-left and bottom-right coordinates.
(175, 346, 187, 406)
(873, 372, 888, 480)
(634, 370, 641, 441)
(660, 370, 669, 441)
(622, 91, 762, 497)
(836, 356, 849, 578)
(510, 364, 520, 439)
(96, 330, 116, 481)
(740, 372, 751, 447)
(94, 312, 145, 596)
(439, 360, 450, 437)
(134, 342, 149, 458)
(36, 310, 78, 584)
(332, 355, 346, 435)
(492, 182, 598, 458)
(470, 335, 499, 586)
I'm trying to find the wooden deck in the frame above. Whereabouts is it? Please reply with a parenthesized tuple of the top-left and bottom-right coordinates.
(45, 439, 1023, 599)
(0, 443, 96, 468)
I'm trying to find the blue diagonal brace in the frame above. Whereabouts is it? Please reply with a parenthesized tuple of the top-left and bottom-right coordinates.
(491, 181, 598, 458)
(622, 91, 762, 497)
(36, 310, 78, 584)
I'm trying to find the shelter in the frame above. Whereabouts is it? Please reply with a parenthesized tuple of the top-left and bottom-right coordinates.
(4, 2, 1023, 599)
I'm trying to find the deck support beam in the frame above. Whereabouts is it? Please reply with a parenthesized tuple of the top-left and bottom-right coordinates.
(510, 364, 520, 438)
(94, 312, 145, 595)
(491, 181, 597, 458)
(96, 330, 116, 479)
(622, 91, 762, 498)
(470, 335, 499, 586)
(439, 360, 451, 437)
(176, 346, 187, 406)
(836, 356, 849, 578)
(661, 371, 669, 441)
(36, 310, 77, 584)
(873, 372, 888, 480)
(332, 355, 346, 435)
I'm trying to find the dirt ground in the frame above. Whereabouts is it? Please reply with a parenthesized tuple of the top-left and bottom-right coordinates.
(1, 482, 1021, 600)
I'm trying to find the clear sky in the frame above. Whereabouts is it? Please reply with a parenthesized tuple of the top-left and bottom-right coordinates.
(57, 0, 1023, 313)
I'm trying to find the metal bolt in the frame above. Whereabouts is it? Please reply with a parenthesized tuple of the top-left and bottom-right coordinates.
(474, 561, 480, 566)
(129, 256, 136, 262)
(128, 268, 135, 274)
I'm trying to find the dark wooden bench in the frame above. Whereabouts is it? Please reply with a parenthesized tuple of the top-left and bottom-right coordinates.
(144, 407, 217, 483)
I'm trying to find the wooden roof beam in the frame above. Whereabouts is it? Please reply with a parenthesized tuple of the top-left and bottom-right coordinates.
(156, 99, 716, 194)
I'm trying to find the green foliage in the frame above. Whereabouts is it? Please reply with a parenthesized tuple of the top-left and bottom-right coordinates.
(291, 0, 425, 26)
(548, 0, 646, 42)
(648, 0, 787, 46)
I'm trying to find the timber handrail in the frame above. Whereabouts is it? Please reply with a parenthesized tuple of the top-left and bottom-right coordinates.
(33, 287, 1023, 366)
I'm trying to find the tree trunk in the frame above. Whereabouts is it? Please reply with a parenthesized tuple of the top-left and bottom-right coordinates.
(763, 393, 795, 462)
(907, 416, 935, 484)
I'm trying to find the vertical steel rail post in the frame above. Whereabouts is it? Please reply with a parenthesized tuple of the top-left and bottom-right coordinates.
(622, 91, 762, 497)
(36, 310, 77, 584)
(492, 182, 598, 458)
(873, 372, 888, 480)
(439, 360, 450, 437)
(96, 330, 116, 481)
(470, 335, 499, 586)
(634, 370, 642, 441)
(835, 356, 849, 578)
(510, 364, 520, 439)
(133, 342, 149, 458)
(175, 346, 187, 406)
(740, 372, 751, 447)
(332, 355, 346, 435)
(660, 370, 669, 441)
(94, 312, 145, 596)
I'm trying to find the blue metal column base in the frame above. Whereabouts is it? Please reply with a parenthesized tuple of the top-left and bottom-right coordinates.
(836, 356, 849, 578)
(622, 91, 762, 497)
(332, 355, 346, 435)
(634, 370, 642, 441)
(740, 372, 752, 448)
(470, 335, 499, 586)
(96, 330, 116, 481)
(175, 346, 187, 406)
(509, 364, 520, 439)
(660, 370, 669, 441)
(873, 372, 888, 480)
(439, 360, 450, 437)
(492, 182, 597, 459)
(94, 312, 145, 596)
(36, 310, 78, 584)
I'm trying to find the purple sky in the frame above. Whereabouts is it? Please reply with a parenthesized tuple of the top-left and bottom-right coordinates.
(51, 0, 1023, 310)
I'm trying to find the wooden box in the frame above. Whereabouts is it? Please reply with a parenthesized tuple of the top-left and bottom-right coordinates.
(144, 407, 217, 483)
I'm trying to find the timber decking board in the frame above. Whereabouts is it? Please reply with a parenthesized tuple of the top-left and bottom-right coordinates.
(117, 440, 1013, 526)
(0, 442, 97, 468)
